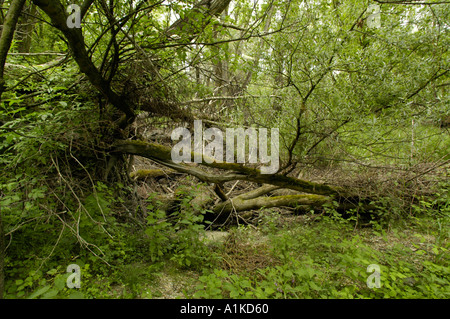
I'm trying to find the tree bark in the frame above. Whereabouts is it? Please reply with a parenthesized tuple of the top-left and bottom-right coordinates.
(130, 168, 177, 180)
(17, 3, 38, 53)
(166, 0, 232, 39)
(213, 187, 330, 215)
(109, 139, 374, 220)
(0, 0, 27, 99)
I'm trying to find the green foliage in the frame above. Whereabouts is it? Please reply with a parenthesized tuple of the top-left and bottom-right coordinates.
(1, 0, 449, 300)
(191, 210, 450, 299)
(143, 187, 215, 269)
(144, 201, 173, 262)
(5, 264, 88, 299)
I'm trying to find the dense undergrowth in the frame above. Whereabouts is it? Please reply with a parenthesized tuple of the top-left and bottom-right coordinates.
(1, 95, 449, 299)
(1, 178, 449, 299)
(1, 97, 449, 299)
(1, 0, 449, 301)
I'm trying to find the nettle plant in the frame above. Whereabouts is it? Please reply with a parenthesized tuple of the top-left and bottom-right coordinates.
(144, 185, 214, 269)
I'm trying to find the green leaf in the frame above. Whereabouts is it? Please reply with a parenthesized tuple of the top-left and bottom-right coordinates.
(42, 289, 59, 299)
(46, 269, 58, 276)
(68, 291, 85, 299)
(309, 281, 321, 291)
(264, 287, 275, 295)
(28, 285, 51, 299)
(54, 275, 67, 291)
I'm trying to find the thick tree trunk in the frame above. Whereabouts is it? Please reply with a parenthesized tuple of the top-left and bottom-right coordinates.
(17, 3, 38, 53)
(0, 0, 27, 99)
(213, 190, 330, 215)
(110, 139, 381, 221)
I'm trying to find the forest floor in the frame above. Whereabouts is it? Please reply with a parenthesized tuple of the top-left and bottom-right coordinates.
(4, 159, 448, 299)
(100, 212, 448, 299)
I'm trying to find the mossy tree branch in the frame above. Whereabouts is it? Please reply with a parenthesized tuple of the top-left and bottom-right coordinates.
(112, 139, 346, 197)
(112, 140, 376, 218)
(213, 193, 331, 215)
(165, 0, 232, 39)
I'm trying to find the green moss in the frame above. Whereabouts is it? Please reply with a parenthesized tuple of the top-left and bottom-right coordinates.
(130, 169, 168, 180)
(115, 140, 345, 197)
(114, 140, 173, 161)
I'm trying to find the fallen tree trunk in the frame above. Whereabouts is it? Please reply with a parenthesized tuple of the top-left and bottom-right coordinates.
(113, 140, 345, 197)
(143, 183, 331, 226)
(115, 139, 388, 227)
(130, 168, 178, 181)
(111, 140, 362, 220)
(213, 193, 330, 215)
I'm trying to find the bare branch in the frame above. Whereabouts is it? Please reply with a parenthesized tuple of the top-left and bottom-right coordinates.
(181, 95, 281, 105)
(7, 52, 66, 56)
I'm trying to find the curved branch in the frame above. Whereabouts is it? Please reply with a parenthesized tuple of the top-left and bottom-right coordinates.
(32, 0, 135, 124)
(112, 139, 345, 197)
